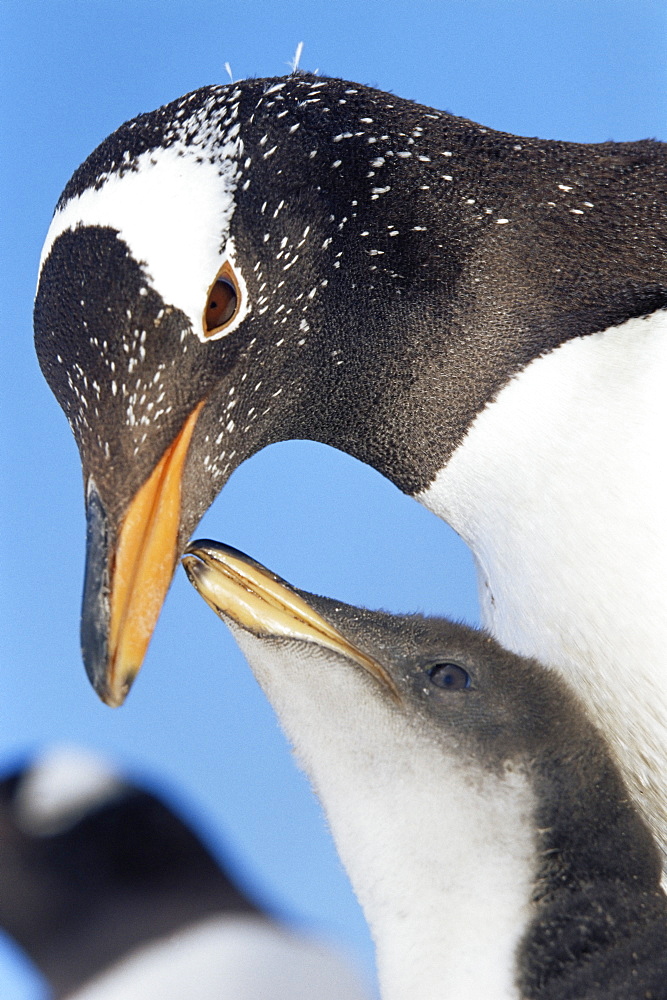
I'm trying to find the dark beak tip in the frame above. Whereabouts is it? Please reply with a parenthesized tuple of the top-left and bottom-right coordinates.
(81, 641, 133, 709)
(93, 672, 135, 709)
(85, 666, 119, 708)
(181, 553, 199, 584)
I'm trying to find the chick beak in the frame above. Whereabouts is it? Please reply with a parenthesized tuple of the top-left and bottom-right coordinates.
(182, 540, 400, 701)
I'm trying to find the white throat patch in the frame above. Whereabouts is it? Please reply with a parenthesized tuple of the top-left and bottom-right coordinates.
(232, 628, 537, 1000)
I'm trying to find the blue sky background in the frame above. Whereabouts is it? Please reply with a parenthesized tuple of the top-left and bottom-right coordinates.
(1, 1, 665, 995)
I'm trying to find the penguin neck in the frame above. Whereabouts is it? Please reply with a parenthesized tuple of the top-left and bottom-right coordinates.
(237, 633, 540, 1000)
(321, 742, 537, 1000)
(420, 309, 667, 862)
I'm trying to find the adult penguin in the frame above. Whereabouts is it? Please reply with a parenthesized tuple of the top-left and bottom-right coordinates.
(34, 74, 667, 858)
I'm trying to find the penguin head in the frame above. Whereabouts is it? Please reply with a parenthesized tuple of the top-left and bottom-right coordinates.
(181, 539, 579, 768)
(35, 74, 461, 705)
(183, 539, 665, 902)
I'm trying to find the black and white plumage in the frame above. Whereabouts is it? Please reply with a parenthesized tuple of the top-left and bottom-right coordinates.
(34, 74, 666, 860)
(0, 748, 370, 1000)
(183, 540, 667, 1000)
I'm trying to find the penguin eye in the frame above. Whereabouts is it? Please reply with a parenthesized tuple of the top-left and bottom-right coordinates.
(206, 279, 236, 329)
(427, 662, 471, 691)
(203, 262, 241, 337)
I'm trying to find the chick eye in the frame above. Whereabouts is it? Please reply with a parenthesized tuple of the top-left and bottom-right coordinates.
(427, 662, 471, 691)
(204, 261, 241, 337)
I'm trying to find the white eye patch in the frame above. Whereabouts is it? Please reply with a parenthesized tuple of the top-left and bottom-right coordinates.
(14, 746, 125, 835)
(39, 137, 250, 343)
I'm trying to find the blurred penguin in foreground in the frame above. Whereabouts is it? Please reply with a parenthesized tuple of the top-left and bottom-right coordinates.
(0, 747, 371, 1000)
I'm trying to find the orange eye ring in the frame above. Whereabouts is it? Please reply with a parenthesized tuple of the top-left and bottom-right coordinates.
(203, 261, 241, 337)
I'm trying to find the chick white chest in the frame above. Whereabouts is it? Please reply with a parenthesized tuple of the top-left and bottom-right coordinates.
(234, 630, 538, 1000)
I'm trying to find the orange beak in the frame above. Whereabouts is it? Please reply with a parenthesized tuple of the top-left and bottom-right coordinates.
(82, 402, 205, 706)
